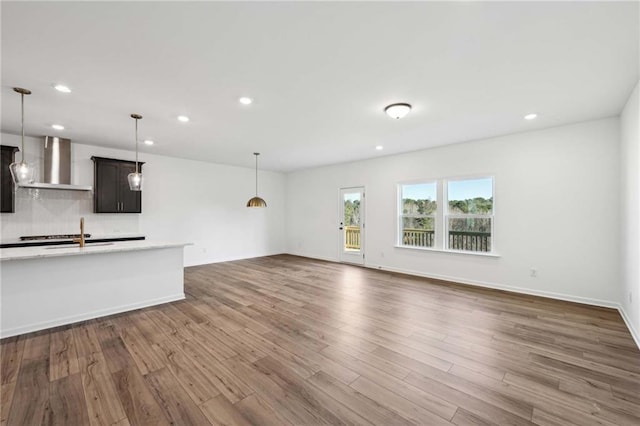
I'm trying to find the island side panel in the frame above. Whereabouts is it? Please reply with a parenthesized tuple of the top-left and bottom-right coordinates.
(0, 246, 185, 337)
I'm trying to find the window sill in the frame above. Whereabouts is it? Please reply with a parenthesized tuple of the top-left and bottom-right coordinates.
(393, 245, 501, 258)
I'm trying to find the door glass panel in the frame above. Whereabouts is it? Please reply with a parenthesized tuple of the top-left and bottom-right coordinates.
(343, 192, 361, 251)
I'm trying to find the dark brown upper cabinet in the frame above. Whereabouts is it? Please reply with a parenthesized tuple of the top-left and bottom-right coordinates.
(92, 156, 144, 213)
(1, 145, 19, 213)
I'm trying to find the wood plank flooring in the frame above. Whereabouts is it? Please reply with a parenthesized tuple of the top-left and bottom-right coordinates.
(1, 254, 639, 425)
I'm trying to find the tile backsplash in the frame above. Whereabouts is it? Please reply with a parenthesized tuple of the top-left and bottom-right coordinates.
(1, 188, 140, 240)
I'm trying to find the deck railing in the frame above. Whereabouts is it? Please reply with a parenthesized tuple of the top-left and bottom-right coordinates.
(448, 230, 491, 252)
(344, 227, 491, 252)
(402, 228, 435, 248)
(345, 226, 361, 249)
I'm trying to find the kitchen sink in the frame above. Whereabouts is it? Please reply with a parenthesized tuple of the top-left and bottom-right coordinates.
(45, 242, 114, 249)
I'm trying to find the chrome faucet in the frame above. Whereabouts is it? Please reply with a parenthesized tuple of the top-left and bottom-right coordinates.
(73, 217, 85, 247)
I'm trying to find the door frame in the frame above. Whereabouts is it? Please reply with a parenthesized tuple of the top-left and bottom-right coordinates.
(338, 186, 365, 265)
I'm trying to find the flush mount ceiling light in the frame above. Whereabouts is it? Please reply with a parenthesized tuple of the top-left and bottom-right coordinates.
(127, 114, 143, 191)
(239, 97, 253, 105)
(246, 152, 267, 208)
(376, 145, 384, 151)
(524, 113, 538, 120)
(144, 140, 154, 146)
(9, 87, 35, 185)
(53, 84, 71, 93)
(51, 124, 65, 130)
(384, 103, 412, 119)
(177, 115, 190, 122)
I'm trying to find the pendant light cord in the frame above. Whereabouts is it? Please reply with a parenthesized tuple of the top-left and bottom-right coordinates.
(134, 117, 139, 174)
(20, 92, 25, 163)
(255, 154, 259, 196)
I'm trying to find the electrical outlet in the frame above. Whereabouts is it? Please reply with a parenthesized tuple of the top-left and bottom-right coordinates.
(530, 268, 537, 278)
(380, 251, 385, 258)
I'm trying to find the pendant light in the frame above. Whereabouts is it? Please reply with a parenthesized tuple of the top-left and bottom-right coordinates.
(127, 114, 143, 191)
(246, 152, 267, 208)
(9, 88, 35, 185)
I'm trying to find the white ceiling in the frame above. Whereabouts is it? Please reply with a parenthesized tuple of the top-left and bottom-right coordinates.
(2, 1, 638, 172)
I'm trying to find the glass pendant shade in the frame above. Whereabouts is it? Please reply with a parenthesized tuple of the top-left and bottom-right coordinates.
(11, 87, 34, 185)
(127, 172, 143, 191)
(129, 114, 143, 191)
(246, 152, 267, 208)
(9, 161, 34, 185)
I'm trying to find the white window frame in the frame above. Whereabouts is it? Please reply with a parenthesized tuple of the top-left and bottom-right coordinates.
(444, 176, 495, 253)
(397, 180, 438, 248)
(395, 175, 497, 256)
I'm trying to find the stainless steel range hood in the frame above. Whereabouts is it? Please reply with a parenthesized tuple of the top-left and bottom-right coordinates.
(17, 136, 92, 191)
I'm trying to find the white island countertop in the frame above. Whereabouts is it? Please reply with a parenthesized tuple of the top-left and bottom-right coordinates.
(0, 240, 192, 261)
(2, 240, 188, 337)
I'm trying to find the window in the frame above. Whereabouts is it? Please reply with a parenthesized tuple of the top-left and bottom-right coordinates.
(446, 177, 493, 252)
(399, 182, 437, 248)
(397, 176, 495, 254)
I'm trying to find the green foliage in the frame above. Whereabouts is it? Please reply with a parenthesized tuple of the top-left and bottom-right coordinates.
(402, 198, 437, 215)
(344, 199, 360, 226)
(401, 196, 493, 233)
(402, 216, 434, 230)
(448, 197, 493, 214)
(402, 198, 435, 231)
(448, 217, 491, 233)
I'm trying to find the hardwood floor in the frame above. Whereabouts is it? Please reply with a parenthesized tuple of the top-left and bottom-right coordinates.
(1, 254, 639, 425)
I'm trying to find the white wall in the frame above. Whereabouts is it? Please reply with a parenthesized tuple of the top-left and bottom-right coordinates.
(620, 81, 640, 342)
(0, 133, 286, 266)
(286, 118, 621, 306)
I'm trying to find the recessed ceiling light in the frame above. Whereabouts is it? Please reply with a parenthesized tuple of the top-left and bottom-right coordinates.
(144, 140, 154, 146)
(53, 84, 71, 93)
(376, 145, 384, 150)
(51, 124, 65, 130)
(524, 113, 538, 120)
(177, 115, 190, 122)
(384, 103, 412, 119)
(239, 97, 253, 105)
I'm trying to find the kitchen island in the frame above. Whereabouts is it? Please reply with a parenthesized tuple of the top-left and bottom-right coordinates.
(0, 240, 189, 338)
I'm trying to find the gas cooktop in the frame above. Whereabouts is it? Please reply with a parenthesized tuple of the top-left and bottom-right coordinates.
(19, 234, 91, 241)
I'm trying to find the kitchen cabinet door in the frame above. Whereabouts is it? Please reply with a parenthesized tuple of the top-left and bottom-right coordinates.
(1, 145, 19, 213)
(119, 161, 142, 213)
(92, 156, 143, 213)
(94, 159, 119, 213)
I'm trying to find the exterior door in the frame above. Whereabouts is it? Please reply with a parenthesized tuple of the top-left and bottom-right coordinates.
(339, 187, 365, 265)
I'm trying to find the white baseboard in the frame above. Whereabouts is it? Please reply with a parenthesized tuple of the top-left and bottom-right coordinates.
(618, 305, 640, 350)
(284, 252, 639, 350)
(365, 263, 620, 309)
(285, 251, 338, 264)
(185, 251, 288, 267)
(367, 263, 639, 350)
(0, 293, 185, 339)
